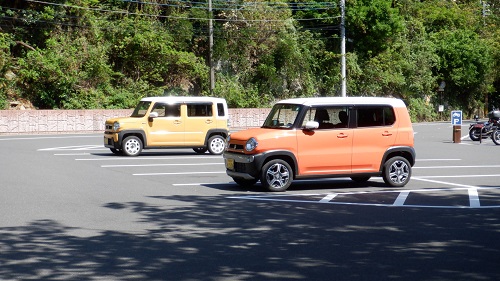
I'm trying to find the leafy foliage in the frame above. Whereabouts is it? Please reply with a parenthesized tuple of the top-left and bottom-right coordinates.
(347, 0, 404, 57)
(0, 33, 16, 108)
(0, 0, 498, 120)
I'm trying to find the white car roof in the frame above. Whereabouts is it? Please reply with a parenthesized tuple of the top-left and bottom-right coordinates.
(140, 96, 226, 103)
(277, 97, 406, 107)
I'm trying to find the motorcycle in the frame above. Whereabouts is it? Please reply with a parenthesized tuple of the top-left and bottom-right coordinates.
(469, 110, 500, 142)
(492, 127, 500, 145)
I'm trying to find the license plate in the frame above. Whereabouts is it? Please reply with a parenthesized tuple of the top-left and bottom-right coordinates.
(226, 158, 234, 170)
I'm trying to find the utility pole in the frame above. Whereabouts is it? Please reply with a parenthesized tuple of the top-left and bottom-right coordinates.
(209, 0, 215, 95)
(481, 0, 490, 114)
(481, 0, 491, 26)
(340, 0, 346, 97)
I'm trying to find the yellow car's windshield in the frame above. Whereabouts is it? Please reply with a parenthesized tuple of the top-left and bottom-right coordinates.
(131, 101, 151, 117)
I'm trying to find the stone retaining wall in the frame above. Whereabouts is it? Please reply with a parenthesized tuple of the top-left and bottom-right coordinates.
(0, 108, 270, 135)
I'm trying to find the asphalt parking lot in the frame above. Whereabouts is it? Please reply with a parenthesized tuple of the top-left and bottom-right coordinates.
(1, 122, 499, 280)
(35, 121, 500, 209)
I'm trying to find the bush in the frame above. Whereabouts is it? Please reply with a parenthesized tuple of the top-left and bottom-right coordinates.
(214, 75, 272, 108)
(0, 32, 14, 109)
(407, 97, 438, 122)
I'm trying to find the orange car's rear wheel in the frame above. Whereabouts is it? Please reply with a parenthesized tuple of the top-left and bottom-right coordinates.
(382, 156, 411, 187)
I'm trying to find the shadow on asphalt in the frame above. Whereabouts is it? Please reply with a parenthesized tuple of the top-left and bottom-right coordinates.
(1, 191, 499, 280)
(202, 178, 388, 193)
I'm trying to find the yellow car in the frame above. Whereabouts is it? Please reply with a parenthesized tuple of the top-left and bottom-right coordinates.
(104, 96, 229, 156)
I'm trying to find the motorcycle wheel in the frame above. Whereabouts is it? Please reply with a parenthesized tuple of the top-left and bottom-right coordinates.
(492, 129, 500, 145)
(469, 127, 482, 141)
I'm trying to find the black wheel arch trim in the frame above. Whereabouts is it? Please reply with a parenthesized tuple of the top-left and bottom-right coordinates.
(117, 130, 147, 148)
(380, 146, 416, 172)
(204, 129, 229, 145)
(253, 150, 299, 178)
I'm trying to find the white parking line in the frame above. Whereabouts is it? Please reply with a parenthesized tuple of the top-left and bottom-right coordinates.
(134, 171, 225, 176)
(54, 153, 92, 156)
(393, 191, 410, 206)
(38, 145, 105, 151)
(2, 136, 98, 141)
(319, 193, 338, 203)
(102, 163, 223, 168)
(228, 186, 500, 209)
(416, 159, 461, 161)
(415, 174, 500, 178)
(414, 165, 500, 169)
(469, 188, 481, 208)
(411, 177, 477, 188)
(173, 183, 234, 186)
(76, 156, 221, 161)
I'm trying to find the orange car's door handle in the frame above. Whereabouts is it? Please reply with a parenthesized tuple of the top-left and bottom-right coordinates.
(337, 133, 348, 138)
(382, 131, 393, 136)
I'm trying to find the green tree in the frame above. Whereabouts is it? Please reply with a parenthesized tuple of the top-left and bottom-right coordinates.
(104, 16, 207, 91)
(0, 33, 16, 109)
(349, 17, 438, 97)
(432, 29, 494, 114)
(415, 0, 495, 115)
(213, 0, 319, 105)
(347, 0, 404, 58)
(0, 0, 498, 120)
(17, 32, 115, 109)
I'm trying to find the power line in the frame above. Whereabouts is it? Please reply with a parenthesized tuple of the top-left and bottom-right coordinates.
(118, 0, 337, 11)
(0, 13, 339, 41)
(23, 0, 339, 21)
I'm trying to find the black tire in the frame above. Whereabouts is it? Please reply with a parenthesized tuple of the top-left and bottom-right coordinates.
(193, 147, 208, 154)
(382, 156, 411, 187)
(122, 136, 142, 157)
(260, 159, 293, 192)
(233, 178, 259, 187)
(110, 148, 122, 155)
(350, 176, 371, 183)
(492, 129, 500, 145)
(207, 135, 226, 155)
(469, 127, 482, 141)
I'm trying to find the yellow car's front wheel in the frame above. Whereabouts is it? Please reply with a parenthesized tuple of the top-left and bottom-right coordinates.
(208, 135, 226, 155)
(122, 136, 142, 157)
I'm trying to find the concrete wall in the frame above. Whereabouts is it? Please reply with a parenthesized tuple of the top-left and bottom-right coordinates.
(0, 108, 271, 135)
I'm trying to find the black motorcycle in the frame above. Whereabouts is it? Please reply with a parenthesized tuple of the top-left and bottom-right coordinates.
(469, 110, 500, 142)
(492, 127, 500, 145)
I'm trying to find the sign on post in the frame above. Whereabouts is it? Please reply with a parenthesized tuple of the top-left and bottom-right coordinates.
(451, 110, 462, 125)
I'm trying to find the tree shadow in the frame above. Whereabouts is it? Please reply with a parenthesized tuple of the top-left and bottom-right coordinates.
(1, 191, 500, 280)
(205, 178, 388, 193)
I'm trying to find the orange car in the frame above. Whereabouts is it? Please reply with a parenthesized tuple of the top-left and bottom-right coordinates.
(223, 97, 415, 191)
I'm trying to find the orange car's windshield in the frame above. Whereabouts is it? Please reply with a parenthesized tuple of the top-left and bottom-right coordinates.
(262, 104, 303, 129)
